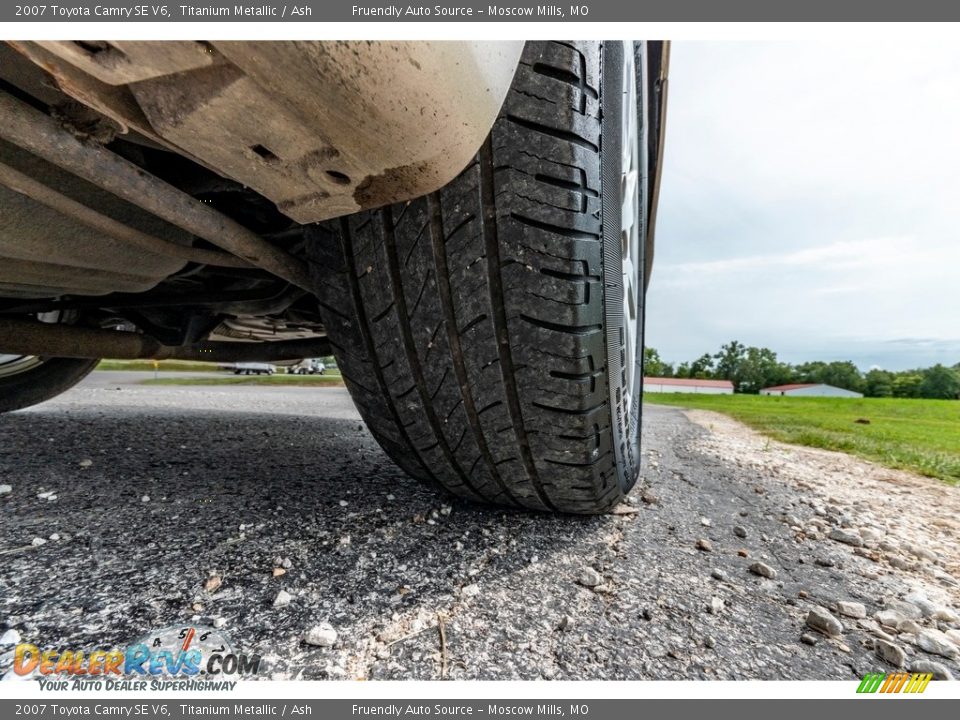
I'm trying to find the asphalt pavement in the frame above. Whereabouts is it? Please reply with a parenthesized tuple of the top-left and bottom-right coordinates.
(1, 374, 958, 681)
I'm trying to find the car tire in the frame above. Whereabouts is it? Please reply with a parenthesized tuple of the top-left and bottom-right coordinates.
(308, 40, 648, 513)
(0, 356, 99, 413)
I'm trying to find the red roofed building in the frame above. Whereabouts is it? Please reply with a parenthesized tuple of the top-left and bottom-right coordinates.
(642, 377, 734, 394)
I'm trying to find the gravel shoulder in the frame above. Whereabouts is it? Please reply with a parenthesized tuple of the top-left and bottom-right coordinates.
(0, 384, 958, 681)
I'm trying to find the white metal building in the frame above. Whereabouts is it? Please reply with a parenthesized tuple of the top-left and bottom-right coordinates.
(760, 383, 863, 398)
(642, 377, 734, 394)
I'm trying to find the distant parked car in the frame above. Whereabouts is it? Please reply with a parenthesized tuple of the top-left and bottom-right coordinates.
(233, 362, 276, 376)
(286, 359, 325, 375)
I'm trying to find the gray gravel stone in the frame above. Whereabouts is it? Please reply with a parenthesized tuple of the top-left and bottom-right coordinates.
(874, 638, 906, 667)
(0, 629, 20, 645)
(909, 659, 955, 681)
(695, 538, 713, 552)
(934, 607, 959, 623)
(903, 542, 938, 563)
(887, 599, 923, 619)
(916, 629, 959, 659)
(748, 562, 777, 579)
(897, 619, 922, 635)
(304, 622, 338, 647)
(0, 485, 11, 495)
(871, 627, 898, 643)
(829, 528, 862, 547)
(800, 633, 819, 646)
(577, 567, 602, 588)
(905, 592, 938, 618)
(875, 610, 905, 628)
(887, 557, 916, 571)
(733, 525, 748, 538)
(837, 601, 866, 619)
(806, 607, 843, 637)
(859, 528, 883, 545)
(273, 590, 293, 608)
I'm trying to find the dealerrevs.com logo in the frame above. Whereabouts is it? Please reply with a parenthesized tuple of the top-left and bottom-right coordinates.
(14, 626, 261, 691)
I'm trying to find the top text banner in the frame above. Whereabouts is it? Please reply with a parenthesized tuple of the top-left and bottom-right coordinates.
(4, 1, 960, 22)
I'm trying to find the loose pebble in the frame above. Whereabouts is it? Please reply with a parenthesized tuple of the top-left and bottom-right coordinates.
(837, 601, 866, 619)
(916, 629, 959, 659)
(304, 622, 338, 647)
(829, 528, 862, 547)
(749, 562, 777, 579)
(577, 568, 602, 588)
(806, 606, 843, 637)
(874, 639, 906, 667)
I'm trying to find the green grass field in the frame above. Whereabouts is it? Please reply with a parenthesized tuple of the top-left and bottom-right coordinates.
(139, 374, 343, 387)
(645, 393, 960, 484)
(97, 359, 221, 372)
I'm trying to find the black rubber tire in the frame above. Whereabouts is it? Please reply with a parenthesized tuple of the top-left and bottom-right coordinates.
(0, 357, 98, 413)
(308, 41, 646, 513)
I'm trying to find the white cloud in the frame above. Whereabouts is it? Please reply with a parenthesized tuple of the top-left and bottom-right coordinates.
(646, 41, 960, 370)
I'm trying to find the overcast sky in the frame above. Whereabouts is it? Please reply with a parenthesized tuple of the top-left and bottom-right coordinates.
(645, 41, 960, 371)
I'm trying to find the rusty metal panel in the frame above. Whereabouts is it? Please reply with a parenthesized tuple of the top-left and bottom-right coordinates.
(14, 41, 523, 224)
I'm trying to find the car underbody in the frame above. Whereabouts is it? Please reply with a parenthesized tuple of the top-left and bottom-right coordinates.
(0, 40, 523, 362)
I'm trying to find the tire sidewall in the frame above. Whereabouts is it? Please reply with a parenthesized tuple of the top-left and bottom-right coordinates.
(601, 40, 645, 494)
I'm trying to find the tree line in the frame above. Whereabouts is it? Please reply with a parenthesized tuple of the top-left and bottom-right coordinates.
(644, 341, 960, 399)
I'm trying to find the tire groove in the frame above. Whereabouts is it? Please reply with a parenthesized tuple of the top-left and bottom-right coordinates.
(505, 114, 598, 153)
(510, 212, 600, 240)
(380, 206, 488, 503)
(430, 197, 526, 508)
(479, 138, 557, 512)
(337, 217, 436, 486)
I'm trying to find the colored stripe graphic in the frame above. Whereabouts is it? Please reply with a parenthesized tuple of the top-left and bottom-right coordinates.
(906, 674, 933, 694)
(857, 672, 932, 694)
